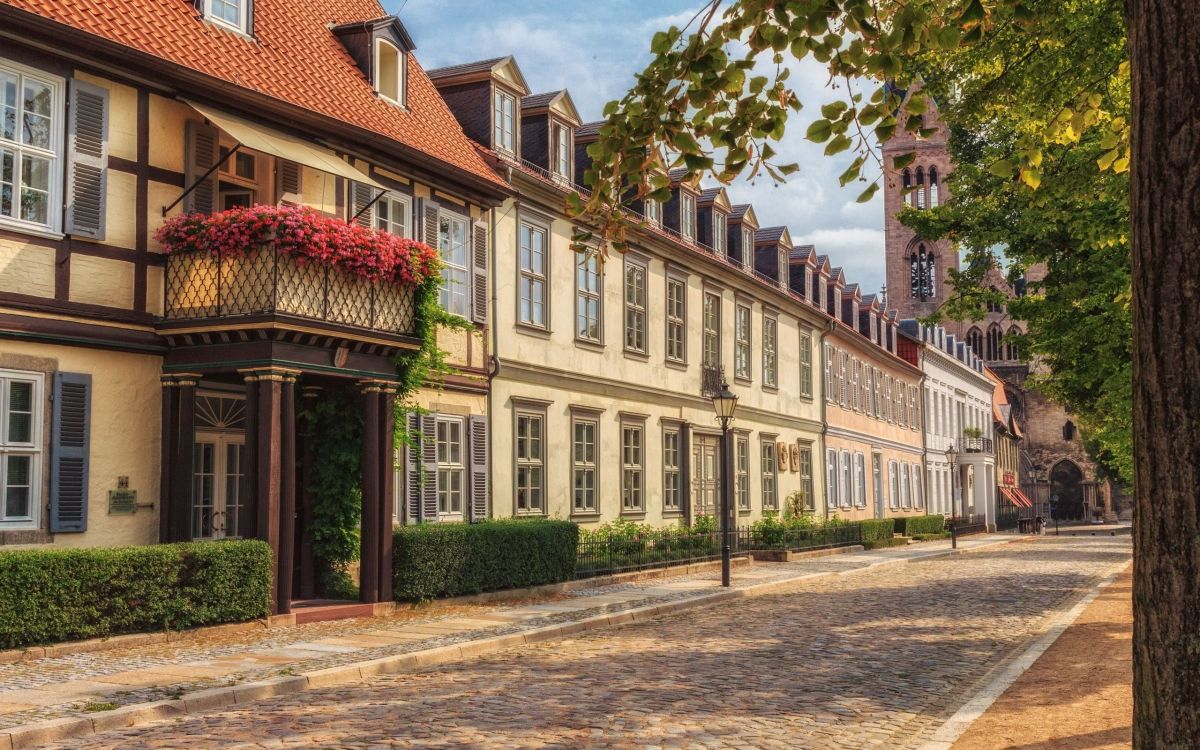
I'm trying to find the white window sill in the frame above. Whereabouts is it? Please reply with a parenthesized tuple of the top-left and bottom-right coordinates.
(0, 521, 39, 531)
(0, 219, 64, 242)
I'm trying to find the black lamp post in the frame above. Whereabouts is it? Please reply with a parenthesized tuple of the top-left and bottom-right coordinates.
(712, 381, 739, 587)
(946, 442, 959, 549)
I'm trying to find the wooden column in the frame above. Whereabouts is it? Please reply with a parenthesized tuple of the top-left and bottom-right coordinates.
(158, 376, 179, 544)
(377, 385, 397, 603)
(298, 386, 321, 599)
(277, 374, 297, 614)
(240, 373, 259, 540)
(169, 373, 200, 543)
(359, 381, 382, 604)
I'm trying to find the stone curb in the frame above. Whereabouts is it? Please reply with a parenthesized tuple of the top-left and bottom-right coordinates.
(915, 557, 1133, 750)
(0, 535, 1026, 749)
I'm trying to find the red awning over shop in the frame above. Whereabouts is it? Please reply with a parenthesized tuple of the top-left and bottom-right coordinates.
(1002, 488, 1031, 508)
(1013, 488, 1036, 508)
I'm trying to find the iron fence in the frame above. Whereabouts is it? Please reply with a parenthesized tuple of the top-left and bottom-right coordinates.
(962, 437, 994, 454)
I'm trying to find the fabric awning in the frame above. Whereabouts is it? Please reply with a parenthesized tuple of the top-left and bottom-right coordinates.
(185, 100, 387, 190)
(1013, 488, 1035, 508)
(1002, 487, 1032, 508)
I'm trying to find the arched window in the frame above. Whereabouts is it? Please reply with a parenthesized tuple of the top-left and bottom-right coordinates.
(902, 169, 912, 206)
(1006, 325, 1021, 360)
(986, 324, 1002, 361)
(929, 167, 939, 206)
(909, 244, 936, 301)
(1062, 421, 1076, 441)
(915, 167, 926, 209)
(966, 327, 984, 358)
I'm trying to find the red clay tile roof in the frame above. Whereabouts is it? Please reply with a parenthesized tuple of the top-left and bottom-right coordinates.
(2, 0, 504, 188)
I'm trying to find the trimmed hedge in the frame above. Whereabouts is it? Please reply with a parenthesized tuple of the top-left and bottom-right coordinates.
(0, 540, 272, 649)
(893, 514, 946, 536)
(393, 519, 578, 601)
(858, 518, 896, 545)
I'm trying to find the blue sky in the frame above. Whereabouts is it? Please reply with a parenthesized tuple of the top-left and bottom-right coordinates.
(390, 0, 887, 293)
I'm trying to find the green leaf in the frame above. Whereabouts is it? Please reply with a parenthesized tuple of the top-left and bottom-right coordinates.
(821, 101, 849, 119)
(988, 159, 1015, 179)
(824, 134, 852, 156)
(806, 118, 833, 142)
(892, 152, 917, 169)
(960, 0, 985, 24)
(683, 153, 714, 171)
(856, 183, 880, 203)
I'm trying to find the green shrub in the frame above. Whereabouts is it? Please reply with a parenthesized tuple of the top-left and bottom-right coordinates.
(392, 519, 578, 601)
(858, 518, 896, 546)
(912, 531, 952, 541)
(862, 536, 910, 549)
(0, 540, 271, 649)
(893, 515, 946, 536)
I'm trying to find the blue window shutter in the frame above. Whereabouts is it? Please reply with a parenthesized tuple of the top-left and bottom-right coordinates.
(468, 415, 488, 522)
(50, 372, 92, 533)
(65, 79, 109, 240)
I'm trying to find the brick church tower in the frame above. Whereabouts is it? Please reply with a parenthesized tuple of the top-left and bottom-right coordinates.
(881, 85, 957, 329)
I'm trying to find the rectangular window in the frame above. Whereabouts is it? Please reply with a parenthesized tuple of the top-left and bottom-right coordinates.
(798, 445, 814, 511)
(435, 416, 465, 519)
(912, 464, 924, 509)
(680, 192, 696, 241)
(823, 344, 835, 403)
(762, 316, 778, 388)
(736, 435, 750, 511)
(702, 292, 720, 368)
(799, 331, 813, 398)
(493, 88, 515, 153)
(896, 379, 907, 427)
(875, 369, 884, 419)
(760, 438, 777, 511)
(909, 385, 920, 430)
(861, 362, 871, 415)
(552, 123, 570, 179)
(375, 194, 411, 238)
(0, 62, 62, 231)
(621, 422, 644, 513)
(839, 449, 852, 508)
(854, 452, 867, 507)
(518, 221, 548, 328)
(734, 304, 752, 380)
(741, 227, 754, 270)
(663, 427, 682, 513)
(901, 461, 912, 508)
(825, 449, 838, 509)
(438, 212, 470, 316)
(849, 358, 860, 411)
(885, 375, 894, 422)
(576, 251, 602, 342)
(572, 416, 598, 515)
(0, 370, 42, 527)
(644, 198, 660, 227)
(515, 412, 544, 514)
(712, 211, 727, 254)
(666, 277, 686, 362)
(889, 460, 900, 509)
(206, 0, 248, 32)
(624, 261, 647, 353)
(839, 351, 849, 407)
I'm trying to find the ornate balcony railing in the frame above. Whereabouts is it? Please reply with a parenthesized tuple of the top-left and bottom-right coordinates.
(163, 246, 418, 336)
(701, 364, 726, 397)
(962, 437, 994, 454)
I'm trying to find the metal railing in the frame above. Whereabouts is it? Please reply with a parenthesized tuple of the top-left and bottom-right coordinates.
(962, 437, 994, 454)
(701, 365, 726, 397)
(163, 246, 418, 335)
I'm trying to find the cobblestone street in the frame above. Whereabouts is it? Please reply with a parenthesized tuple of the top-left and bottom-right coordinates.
(38, 535, 1131, 750)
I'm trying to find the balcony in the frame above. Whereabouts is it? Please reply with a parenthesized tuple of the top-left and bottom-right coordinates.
(163, 245, 418, 337)
(962, 437, 994, 454)
(701, 365, 726, 397)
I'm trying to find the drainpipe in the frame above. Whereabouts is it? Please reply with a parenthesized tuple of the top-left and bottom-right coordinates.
(486, 201, 502, 522)
(817, 318, 837, 521)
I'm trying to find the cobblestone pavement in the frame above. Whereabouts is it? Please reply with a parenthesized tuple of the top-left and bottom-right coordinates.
(40, 535, 1131, 750)
(0, 535, 1004, 731)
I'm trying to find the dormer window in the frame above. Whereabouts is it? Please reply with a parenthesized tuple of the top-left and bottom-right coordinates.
(712, 212, 727, 254)
(741, 227, 753, 270)
(493, 89, 516, 154)
(644, 198, 660, 226)
(680, 192, 696, 242)
(374, 38, 405, 107)
(552, 122, 571, 180)
(205, 0, 250, 34)
(778, 249, 788, 286)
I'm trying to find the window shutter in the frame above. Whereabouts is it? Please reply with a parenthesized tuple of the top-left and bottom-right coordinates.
(65, 80, 109, 240)
(404, 412, 422, 524)
(351, 181, 376, 227)
(184, 120, 220, 215)
(420, 413, 438, 521)
(468, 414, 488, 522)
(471, 221, 488, 325)
(277, 160, 302, 206)
(50, 372, 91, 533)
(421, 199, 441, 247)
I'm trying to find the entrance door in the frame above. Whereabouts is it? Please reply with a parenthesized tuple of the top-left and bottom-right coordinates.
(691, 435, 720, 519)
(872, 453, 884, 518)
(192, 432, 246, 540)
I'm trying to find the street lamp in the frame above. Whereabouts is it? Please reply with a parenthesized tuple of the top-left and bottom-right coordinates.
(946, 442, 959, 549)
(712, 381, 739, 587)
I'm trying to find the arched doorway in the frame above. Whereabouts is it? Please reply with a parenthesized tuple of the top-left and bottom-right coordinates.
(1050, 460, 1086, 521)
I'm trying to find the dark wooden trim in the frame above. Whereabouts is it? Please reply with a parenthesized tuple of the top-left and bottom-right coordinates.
(256, 377, 283, 614)
(0, 292, 156, 326)
(0, 229, 167, 266)
(277, 377, 296, 614)
(378, 388, 395, 603)
(170, 381, 195, 543)
(55, 245, 69, 301)
(241, 376, 259, 540)
(110, 157, 187, 189)
(163, 339, 405, 379)
(0, 310, 165, 353)
(158, 383, 177, 543)
(359, 387, 381, 604)
(135, 90, 150, 314)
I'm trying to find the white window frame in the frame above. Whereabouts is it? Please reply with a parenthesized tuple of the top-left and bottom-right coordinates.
(621, 421, 644, 514)
(702, 292, 720, 368)
(734, 303, 752, 381)
(624, 259, 648, 354)
(644, 198, 661, 227)
(435, 416, 465, 520)
(712, 211, 727, 254)
(493, 88, 516, 154)
(575, 251, 603, 343)
(375, 193, 411, 238)
(741, 226, 754, 270)
(680, 192, 696, 242)
(437, 211, 471, 317)
(518, 220, 548, 329)
(204, 0, 250, 34)
(0, 369, 43, 529)
(373, 37, 406, 107)
(663, 426, 682, 514)
(762, 315, 778, 389)
(854, 452, 867, 508)
(552, 122, 571, 180)
(666, 276, 687, 363)
(760, 437, 777, 511)
(798, 445, 814, 511)
(825, 448, 839, 510)
(736, 434, 750, 511)
(823, 344, 835, 403)
(839, 449, 852, 509)
(889, 460, 900, 509)
(515, 410, 544, 515)
(571, 415, 598, 515)
(912, 464, 924, 509)
(799, 331, 813, 398)
(901, 461, 912, 508)
(0, 59, 64, 235)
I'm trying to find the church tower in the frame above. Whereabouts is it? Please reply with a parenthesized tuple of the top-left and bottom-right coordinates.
(881, 85, 957, 329)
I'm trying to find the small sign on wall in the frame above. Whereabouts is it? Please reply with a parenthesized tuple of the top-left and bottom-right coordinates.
(108, 489, 137, 515)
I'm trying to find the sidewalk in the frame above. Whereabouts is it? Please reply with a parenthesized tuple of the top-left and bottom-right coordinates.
(948, 562, 1133, 750)
(0, 533, 1018, 748)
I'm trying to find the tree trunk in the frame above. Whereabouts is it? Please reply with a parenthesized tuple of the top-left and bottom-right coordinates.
(1127, 1, 1200, 745)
